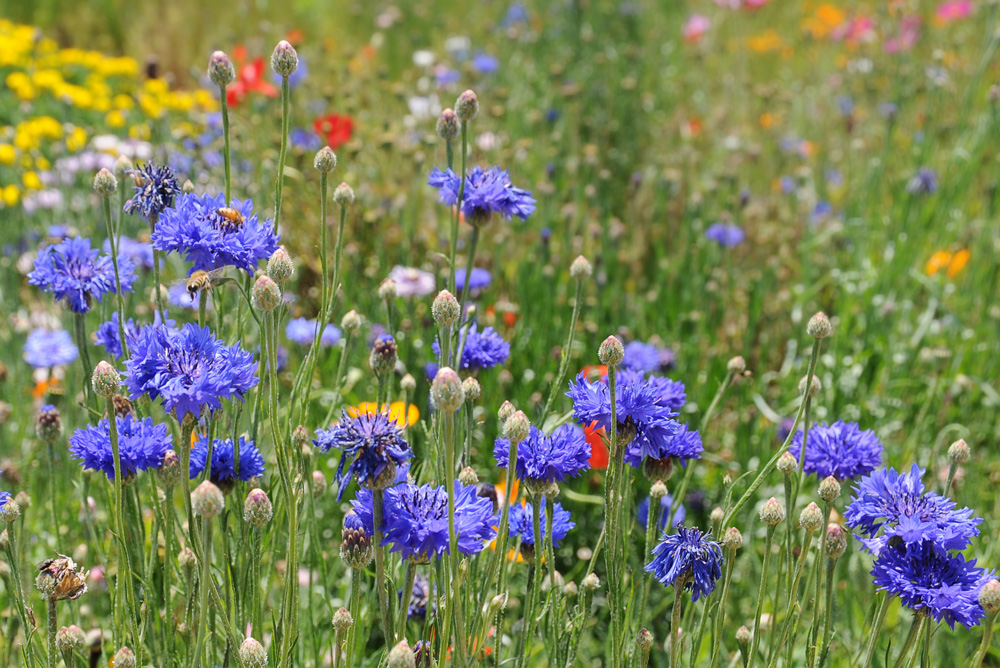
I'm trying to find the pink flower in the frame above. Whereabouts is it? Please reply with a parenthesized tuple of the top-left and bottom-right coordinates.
(744, 0, 769, 9)
(832, 15, 876, 43)
(885, 16, 921, 53)
(936, 0, 973, 23)
(683, 14, 711, 42)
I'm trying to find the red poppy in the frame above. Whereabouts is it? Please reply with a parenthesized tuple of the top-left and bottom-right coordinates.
(585, 421, 609, 470)
(580, 364, 609, 382)
(313, 114, 354, 150)
(226, 46, 278, 107)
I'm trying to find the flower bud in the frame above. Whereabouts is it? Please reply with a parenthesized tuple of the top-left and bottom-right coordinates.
(979, 579, 1000, 615)
(461, 377, 481, 401)
(341, 310, 362, 333)
(581, 573, 600, 591)
(432, 290, 460, 327)
(333, 182, 355, 206)
(55, 625, 85, 652)
(341, 512, 373, 569)
(727, 356, 746, 375)
(819, 476, 841, 504)
(388, 640, 416, 668)
(178, 547, 197, 571)
(292, 425, 310, 450)
(760, 497, 785, 527)
(436, 108, 460, 140)
(455, 90, 479, 122)
(807, 312, 833, 339)
(314, 146, 337, 173)
(378, 278, 398, 301)
(431, 367, 464, 412)
(723, 527, 743, 550)
(243, 488, 273, 528)
(498, 400, 516, 424)
(503, 410, 530, 443)
(458, 467, 479, 486)
(266, 248, 294, 283)
(311, 470, 327, 498)
(208, 51, 236, 87)
(636, 628, 654, 651)
(114, 647, 136, 668)
(157, 450, 183, 487)
(333, 607, 354, 632)
(777, 452, 797, 477)
(598, 335, 624, 367)
(270, 40, 298, 77)
(948, 438, 970, 464)
(93, 168, 117, 195)
(0, 499, 20, 524)
(570, 255, 592, 281)
(799, 374, 821, 397)
(92, 361, 121, 399)
(825, 523, 848, 559)
(370, 335, 398, 378)
(14, 491, 30, 511)
(710, 507, 724, 525)
(563, 582, 578, 597)
(192, 480, 224, 519)
(0, 529, 8, 549)
(251, 275, 281, 312)
(650, 481, 667, 501)
(182, 179, 195, 194)
(401, 373, 417, 393)
(240, 637, 268, 668)
(114, 154, 133, 178)
(799, 502, 823, 533)
(736, 626, 752, 647)
(35, 404, 63, 443)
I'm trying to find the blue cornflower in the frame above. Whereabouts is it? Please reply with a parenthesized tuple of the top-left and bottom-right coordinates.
(619, 369, 687, 411)
(454, 267, 491, 291)
(153, 193, 280, 275)
(69, 415, 172, 481)
(625, 423, 703, 468)
(623, 341, 662, 374)
(123, 162, 181, 220)
(24, 329, 78, 368)
(0, 491, 11, 507)
(290, 127, 321, 151)
(380, 480, 497, 561)
(637, 494, 686, 530)
(124, 322, 259, 421)
(645, 526, 724, 601)
(349, 464, 411, 533)
(95, 312, 175, 360)
(314, 410, 412, 499)
(788, 420, 883, 481)
(457, 323, 509, 370)
(28, 236, 137, 313)
(568, 371, 684, 464)
(844, 464, 982, 555)
(189, 434, 265, 484)
(472, 52, 500, 74)
(104, 236, 155, 270)
(907, 168, 938, 195)
(493, 425, 590, 484)
(428, 166, 536, 223)
(402, 575, 433, 618)
(502, 3, 529, 27)
(508, 498, 575, 548)
(872, 541, 994, 629)
(285, 317, 342, 347)
(704, 223, 745, 247)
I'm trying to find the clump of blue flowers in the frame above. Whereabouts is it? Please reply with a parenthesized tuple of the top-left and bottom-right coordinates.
(153, 193, 280, 275)
(493, 425, 590, 484)
(189, 434, 265, 487)
(314, 410, 412, 499)
(28, 236, 137, 313)
(428, 165, 536, 224)
(788, 420, 883, 481)
(645, 526, 724, 601)
(124, 322, 259, 420)
(69, 415, 172, 481)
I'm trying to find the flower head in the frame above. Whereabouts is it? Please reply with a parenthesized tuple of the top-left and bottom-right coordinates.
(24, 329, 78, 368)
(28, 236, 137, 313)
(705, 222, 745, 247)
(788, 420, 883, 481)
(493, 425, 591, 484)
(387, 265, 436, 298)
(428, 166, 536, 224)
(69, 415, 172, 481)
(123, 162, 180, 219)
(625, 423, 703, 468)
(124, 323, 259, 420)
(189, 434, 265, 484)
(623, 341, 663, 374)
(645, 526, 724, 601)
(844, 464, 982, 555)
(153, 193, 280, 275)
(315, 410, 412, 499)
(508, 498, 575, 548)
(285, 317, 342, 347)
(872, 541, 993, 629)
(404, 575, 433, 618)
(454, 268, 491, 291)
(907, 168, 938, 195)
(637, 494, 686, 530)
(433, 323, 509, 370)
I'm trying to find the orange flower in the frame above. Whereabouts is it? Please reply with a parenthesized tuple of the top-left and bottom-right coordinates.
(803, 5, 847, 39)
(747, 30, 785, 53)
(925, 249, 969, 278)
(585, 422, 609, 470)
(348, 402, 420, 427)
(580, 364, 608, 382)
(759, 112, 780, 129)
(32, 376, 57, 399)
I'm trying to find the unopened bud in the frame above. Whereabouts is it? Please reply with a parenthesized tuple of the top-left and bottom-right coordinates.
(93, 168, 117, 195)
(598, 335, 624, 367)
(777, 452, 797, 476)
(266, 248, 294, 283)
(182, 179, 195, 194)
(710, 507, 724, 525)
(378, 278, 398, 301)
(113, 647, 136, 668)
(312, 470, 327, 498)
(570, 255, 592, 281)
(192, 480, 224, 519)
(208, 51, 236, 87)
(436, 108, 460, 140)
(799, 502, 823, 532)
(243, 488, 273, 528)
(0, 499, 21, 524)
(240, 637, 268, 668)
(333, 182, 355, 206)
(636, 628, 654, 651)
(948, 438, 970, 464)
(760, 497, 785, 527)
(498, 401, 516, 424)
(819, 476, 841, 504)
(727, 356, 746, 375)
(333, 607, 354, 632)
(461, 377, 480, 401)
(432, 290, 460, 327)
(825, 523, 847, 559)
(35, 404, 63, 443)
(178, 547, 197, 571)
(650, 481, 667, 501)
(458, 467, 479, 486)
(431, 367, 464, 412)
(979, 579, 1000, 615)
(251, 275, 281, 312)
(581, 573, 600, 591)
(807, 312, 833, 339)
(736, 626, 752, 647)
(723, 527, 742, 550)
(503, 410, 530, 443)
(157, 450, 183, 487)
(369, 335, 397, 378)
(455, 90, 479, 122)
(55, 625, 85, 652)
(388, 640, 416, 668)
(799, 374, 821, 397)
(314, 146, 337, 173)
(270, 40, 298, 77)
(92, 361, 121, 399)
(401, 374, 417, 393)
(341, 309, 362, 333)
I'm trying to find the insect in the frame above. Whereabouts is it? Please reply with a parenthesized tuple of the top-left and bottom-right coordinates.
(183, 269, 224, 297)
(215, 206, 245, 230)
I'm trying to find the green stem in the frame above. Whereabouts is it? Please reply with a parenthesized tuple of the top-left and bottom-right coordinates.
(710, 547, 739, 668)
(542, 280, 584, 421)
(893, 616, 926, 668)
(859, 594, 890, 668)
(454, 225, 481, 357)
(219, 87, 231, 205)
(102, 193, 130, 360)
(3, 525, 39, 668)
(191, 519, 213, 668)
(517, 499, 545, 668)
(768, 531, 815, 668)
(348, 568, 363, 668)
(273, 76, 290, 235)
(372, 490, 394, 646)
(817, 556, 839, 668)
(747, 526, 776, 668)
(807, 503, 833, 666)
(398, 560, 418, 644)
(73, 313, 93, 406)
(969, 613, 996, 668)
(448, 124, 468, 296)
(46, 598, 57, 668)
(669, 582, 684, 668)
(150, 213, 168, 327)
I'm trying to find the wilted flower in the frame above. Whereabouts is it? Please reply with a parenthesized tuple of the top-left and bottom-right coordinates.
(314, 410, 412, 498)
(35, 555, 88, 601)
(123, 162, 180, 220)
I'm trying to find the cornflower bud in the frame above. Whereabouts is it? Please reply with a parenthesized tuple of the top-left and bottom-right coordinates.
(370, 335, 398, 378)
(314, 146, 337, 173)
(270, 40, 298, 77)
(35, 404, 63, 443)
(192, 481, 224, 519)
(178, 547, 197, 571)
(251, 275, 281, 312)
(55, 625, 85, 652)
(388, 640, 416, 668)
(598, 335, 624, 366)
(723, 527, 743, 551)
(736, 626, 752, 648)
(777, 452, 797, 477)
(458, 467, 479, 486)
(636, 628, 654, 651)
(727, 356, 747, 375)
(113, 647, 136, 668)
(157, 450, 183, 488)
(266, 248, 294, 283)
(312, 470, 327, 498)
(292, 425, 310, 450)
(93, 168, 117, 195)
(948, 438, 970, 464)
(436, 108, 460, 140)
(498, 400, 516, 424)
(208, 51, 236, 87)
(92, 361, 120, 399)
(401, 374, 417, 393)
(979, 579, 1000, 615)
(332, 607, 354, 632)
(799, 374, 821, 397)
(825, 523, 848, 559)
(581, 573, 601, 591)
(760, 497, 785, 527)
(710, 507, 724, 525)
(432, 290, 460, 327)
(807, 312, 833, 339)
(650, 481, 668, 501)
(503, 410, 530, 443)
(243, 488, 273, 528)
(114, 154, 133, 178)
(182, 179, 196, 194)
(455, 90, 479, 122)
(333, 182, 355, 206)
(378, 278, 398, 301)
(341, 309, 362, 333)
(462, 377, 481, 401)
(799, 503, 823, 532)
(819, 476, 841, 504)
(570, 255, 592, 281)
(240, 637, 268, 668)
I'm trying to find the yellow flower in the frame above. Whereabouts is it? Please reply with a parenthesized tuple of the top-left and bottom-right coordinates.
(35, 156, 50, 171)
(0, 144, 15, 165)
(347, 402, 420, 428)
(106, 110, 126, 129)
(802, 4, 846, 39)
(748, 30, 785, 53)
(2, 184, 20, 207)
(22, 171, 41, 190)
(66, 127, 87, 152)
(129, 124, 151, 140)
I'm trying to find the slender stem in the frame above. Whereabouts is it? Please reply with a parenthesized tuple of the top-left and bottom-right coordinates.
(542, 280, 584, 421)
(893, 616, 926, 668)
(102, 193, 130, 360)
(747, 526, 776, 668)
(3, 525, 39, 668)
(710, 548, 739, 668)
(150, 214, 168, 326)
(397, 560, 417, 644)
(251, 528, 263, 636)
(348, 568, 363, 668)
(636, 493, 662, 636)
(372, 489, 394, 645)
(46, 599, 57, 668)
(73, 313, 93, 406)
(807, 503, 833, 665)
(517, 498, 545, 668)
(768, 531, 815, 668)
(448, 124, 468, 296)
(198, 290, 207, 329)
(944, 461, 959, 498)
(273, 76, 290, 235)
(669, 582, 684, 668)
(969, 613, 996, 668)
(817, 556, 839, 668)
(443, 410, 467, 665)
(859, 594, 890, 668)
(106, 398, 138, 647)
(454, 225, 481, 357)
(191, 519, 213, 668)
(219, 87, 231, 205)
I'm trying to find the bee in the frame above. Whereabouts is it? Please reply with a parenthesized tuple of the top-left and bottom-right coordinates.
(215, 206, 245, 231)
(183, 269, 224, 298)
